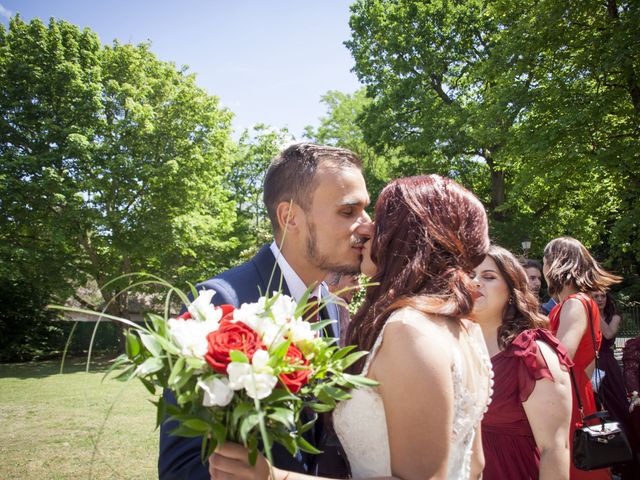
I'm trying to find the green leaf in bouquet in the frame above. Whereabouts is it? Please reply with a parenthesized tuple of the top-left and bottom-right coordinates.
(298, 413, 317, 434)
(185, 357, 206, 370)
(316, 388, 336, 408)
(229, 349, 249, 364)
(151, 397, 166, 430)
(147, 313, 167, 334)
(137, 356, 164, 376)
(309, 319, 336, 332)
(247, 435, 259, 466)
(336, 351, 369, 369)
(239, 413, 261, 444)
(201, 436, 215, 464)
(296, 435, 322, 454)
(272, 429, 297, 456)
(102, 354, 131, 382)
(264, 388, 298, 403)
(140, 376, 157, 395)
(330, 344, 358, 360)
(308, 402, 335, 413)
(341, 373, 379, 388)
(294, 285, 316, 318)
(268, 337, 292, 362)
(211, 421, 227, 446)
(267, 407, 294, 428)
(170, 423, 205, 438)
(139, 332, 164, 357)
(230, 401, 254, 433)
(183, 418, 211, 433)
(154, 335, 180, 356)
(320, 385, 352, 401)
(113, 364, 136, 382)
(168, 357, 186, 387)
(125, 331, 141, 358)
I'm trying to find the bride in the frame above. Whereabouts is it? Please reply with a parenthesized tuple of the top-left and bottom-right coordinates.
(211, 175, 494, 480)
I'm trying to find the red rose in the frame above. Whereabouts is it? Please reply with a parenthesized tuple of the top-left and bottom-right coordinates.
(176, 304, 234, 321)
(205, 321, 265, 373)
(218, 304, 235, 320)
(279, 344, 311, 393)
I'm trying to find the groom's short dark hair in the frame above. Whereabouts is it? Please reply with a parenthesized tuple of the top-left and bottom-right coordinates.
(263, 143, 362, 233)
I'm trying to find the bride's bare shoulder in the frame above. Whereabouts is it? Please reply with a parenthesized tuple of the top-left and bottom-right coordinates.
(370, 307, 456, 389)
(379, 307, 454, 361)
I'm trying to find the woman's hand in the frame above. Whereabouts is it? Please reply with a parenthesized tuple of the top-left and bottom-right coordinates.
(209, 442, 273, 480)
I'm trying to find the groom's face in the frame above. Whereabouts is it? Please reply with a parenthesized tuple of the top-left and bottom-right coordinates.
(301, 163, 371, 275)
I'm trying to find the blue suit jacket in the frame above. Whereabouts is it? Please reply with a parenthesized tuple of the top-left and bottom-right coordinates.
(158, 244, 343, 479)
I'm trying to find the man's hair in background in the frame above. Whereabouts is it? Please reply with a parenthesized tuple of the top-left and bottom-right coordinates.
(263, 143, 362, 234)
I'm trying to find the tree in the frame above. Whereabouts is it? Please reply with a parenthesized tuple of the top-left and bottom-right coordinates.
(0, 16, 238, 326)
(346, 0, 639, 272)
(226, 125, 294, 260)
(304, 89, 406, 202)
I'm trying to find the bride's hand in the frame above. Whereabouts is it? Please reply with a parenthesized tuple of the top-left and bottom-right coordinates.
(208, 442, 274, 480)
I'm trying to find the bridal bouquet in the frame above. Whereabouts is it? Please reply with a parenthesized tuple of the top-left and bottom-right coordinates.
(69, 285, 374, 465)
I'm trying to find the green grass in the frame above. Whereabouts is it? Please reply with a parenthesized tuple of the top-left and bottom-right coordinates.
(0, 355, 159, 479)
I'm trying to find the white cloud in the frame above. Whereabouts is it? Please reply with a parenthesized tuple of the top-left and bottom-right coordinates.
(0, 3, 12, 20)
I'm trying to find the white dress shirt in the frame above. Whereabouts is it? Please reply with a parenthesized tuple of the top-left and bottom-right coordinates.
(270, 242, 323, 302)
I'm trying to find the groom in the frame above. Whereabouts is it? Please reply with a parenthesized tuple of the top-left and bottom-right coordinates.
(158, 143, 372, 479)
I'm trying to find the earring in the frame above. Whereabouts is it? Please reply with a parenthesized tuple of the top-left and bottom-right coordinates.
(508, 297, 514, 305)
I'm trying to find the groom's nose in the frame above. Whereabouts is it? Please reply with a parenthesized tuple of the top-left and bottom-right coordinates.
(356, 220, 374, 240)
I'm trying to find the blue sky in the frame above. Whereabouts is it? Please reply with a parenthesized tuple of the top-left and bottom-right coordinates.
(0, 1, 361, 138)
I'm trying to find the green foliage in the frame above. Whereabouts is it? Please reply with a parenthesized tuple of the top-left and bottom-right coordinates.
(346, 0, 640, 280)
(0, 279, 64, 361)
(0, 16, 238, 324)
(226, 125, 293, 261)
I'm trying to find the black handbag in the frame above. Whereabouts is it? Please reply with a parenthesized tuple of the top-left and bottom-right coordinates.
(569, 295, 633, 471)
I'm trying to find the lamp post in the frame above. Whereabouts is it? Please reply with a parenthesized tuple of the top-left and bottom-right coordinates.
(521, 239, 532, 259)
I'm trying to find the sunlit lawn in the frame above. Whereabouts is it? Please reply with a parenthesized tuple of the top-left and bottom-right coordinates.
(0, 355, 159, 479)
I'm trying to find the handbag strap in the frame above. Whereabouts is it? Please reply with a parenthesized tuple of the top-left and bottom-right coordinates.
(566, 293, 602, 422)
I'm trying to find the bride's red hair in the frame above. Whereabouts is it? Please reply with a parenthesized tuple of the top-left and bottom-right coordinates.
(347, 175, 489, 372)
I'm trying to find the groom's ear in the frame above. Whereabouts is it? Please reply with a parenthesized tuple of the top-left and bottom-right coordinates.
(276, 200, 302, 233)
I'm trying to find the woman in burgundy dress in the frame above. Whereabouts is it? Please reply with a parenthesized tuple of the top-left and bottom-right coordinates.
(544, 237, 622, 480)
(622, 337, 640, 473)
(473, 245, 573, 480)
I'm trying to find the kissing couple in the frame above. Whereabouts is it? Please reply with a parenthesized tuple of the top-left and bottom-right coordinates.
(159, 143, 493, 480)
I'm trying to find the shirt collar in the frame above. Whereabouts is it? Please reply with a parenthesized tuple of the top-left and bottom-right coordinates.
(270, 242, 322, 303)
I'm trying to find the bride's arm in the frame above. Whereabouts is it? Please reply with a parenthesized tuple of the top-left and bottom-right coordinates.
(372, 319, 453, 480)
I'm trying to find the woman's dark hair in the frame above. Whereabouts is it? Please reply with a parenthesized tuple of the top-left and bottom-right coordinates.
(347, 175, 490, 372)
(484, 246, 549, 349)
(543, 237, 622, 296)
(522, 258, 543, 274)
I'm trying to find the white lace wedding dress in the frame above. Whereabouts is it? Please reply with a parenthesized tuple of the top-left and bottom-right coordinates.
(333, 307, 493, 479)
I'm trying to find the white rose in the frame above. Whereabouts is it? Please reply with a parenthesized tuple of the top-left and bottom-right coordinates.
(198, 376, 234, 407)
(268, 294, 299, 325)
(287, 319, 317, 345)
(233, 299, 265, 330)
(188, 290, 222, 324)
(168, 317, 217, 359)
(226, 350, 277, 400)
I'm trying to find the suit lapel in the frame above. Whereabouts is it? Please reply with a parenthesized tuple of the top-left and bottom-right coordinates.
(251, 244, 291, 298)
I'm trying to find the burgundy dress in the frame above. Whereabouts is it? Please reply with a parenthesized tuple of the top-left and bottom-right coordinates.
(482, 328, 573, 479)
(622, 338, 640, 467)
